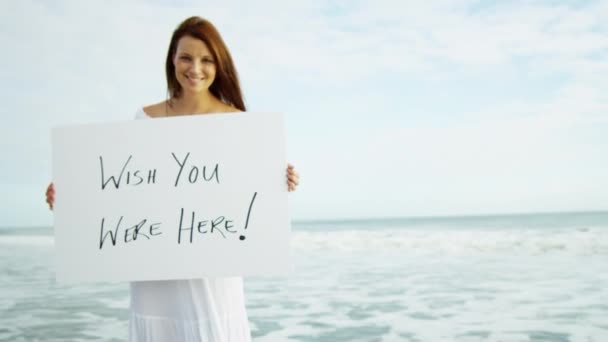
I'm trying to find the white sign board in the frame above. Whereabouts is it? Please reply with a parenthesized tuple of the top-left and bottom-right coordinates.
(52, 112, 291, 283)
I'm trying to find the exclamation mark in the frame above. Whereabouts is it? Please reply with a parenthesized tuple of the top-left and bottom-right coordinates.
(240, 192, 258, 241)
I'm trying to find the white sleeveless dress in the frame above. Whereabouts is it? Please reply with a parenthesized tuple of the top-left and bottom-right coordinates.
(129, 108, 252, 342)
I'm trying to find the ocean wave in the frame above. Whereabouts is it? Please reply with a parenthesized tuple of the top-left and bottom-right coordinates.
(2, 228, 607, 255)
(291, 228, 608, 255)
(0, 236, 55, 246)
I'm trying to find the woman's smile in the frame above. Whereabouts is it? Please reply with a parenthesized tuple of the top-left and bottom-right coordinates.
(185, 74, 204, 86)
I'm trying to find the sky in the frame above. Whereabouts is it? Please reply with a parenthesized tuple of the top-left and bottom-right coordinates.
(1, 0, 607, 226)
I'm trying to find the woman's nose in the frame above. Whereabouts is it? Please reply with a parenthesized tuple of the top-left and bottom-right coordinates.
(189, 60, 202, 73)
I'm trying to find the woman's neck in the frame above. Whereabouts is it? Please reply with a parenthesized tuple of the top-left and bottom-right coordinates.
(168, 91, 221, 115)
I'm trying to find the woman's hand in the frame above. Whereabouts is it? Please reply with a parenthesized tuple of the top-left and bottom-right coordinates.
(46, 182, 55, 211)
(287, 164, 300, 192)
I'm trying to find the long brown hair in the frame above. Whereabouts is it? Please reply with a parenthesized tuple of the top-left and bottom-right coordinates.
(165, 17, 246, 111)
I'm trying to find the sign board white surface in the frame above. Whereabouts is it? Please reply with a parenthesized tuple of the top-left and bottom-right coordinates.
(52, 112, 291, 283)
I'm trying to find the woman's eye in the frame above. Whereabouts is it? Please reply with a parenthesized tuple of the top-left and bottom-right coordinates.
(202, 59, 215, 64)
(180, 56, 191, 61)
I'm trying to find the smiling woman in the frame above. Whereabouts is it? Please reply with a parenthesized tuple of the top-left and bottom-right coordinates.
(44, 16, 300, 342)
(160, 16, 245, 116)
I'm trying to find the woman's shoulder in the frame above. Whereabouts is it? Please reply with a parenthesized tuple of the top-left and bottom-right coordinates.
(142, 101, 168, 118)
(217, 103, 243, 113)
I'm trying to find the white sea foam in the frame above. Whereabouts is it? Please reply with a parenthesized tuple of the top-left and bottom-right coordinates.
(2, 227, 607, 341)
(291, 228, 608, 255)
(2, 228, 608, 256)
(0, 235, 54, 246)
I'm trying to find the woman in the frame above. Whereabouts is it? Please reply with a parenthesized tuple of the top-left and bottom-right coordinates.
(46, 16, 300, 341)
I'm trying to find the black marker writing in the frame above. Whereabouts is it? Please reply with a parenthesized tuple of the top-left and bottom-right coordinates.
(177, 208, 236, 243)
(100, 155, 131, 190)
(100, 155, 157, 190)
(240, 192, 257, 241)
(99, 216, 121, 248)
(171, 152, 220, 187)
(99, 216, 163, 249)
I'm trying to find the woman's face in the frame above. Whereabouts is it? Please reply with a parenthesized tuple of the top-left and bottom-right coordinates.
(173, 35, 217, 95)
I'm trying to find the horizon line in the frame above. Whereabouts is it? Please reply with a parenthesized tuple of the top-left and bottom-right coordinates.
(292, 209, 608, 225)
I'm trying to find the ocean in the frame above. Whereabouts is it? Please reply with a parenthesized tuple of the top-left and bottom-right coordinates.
(1, 211, 607, 341)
